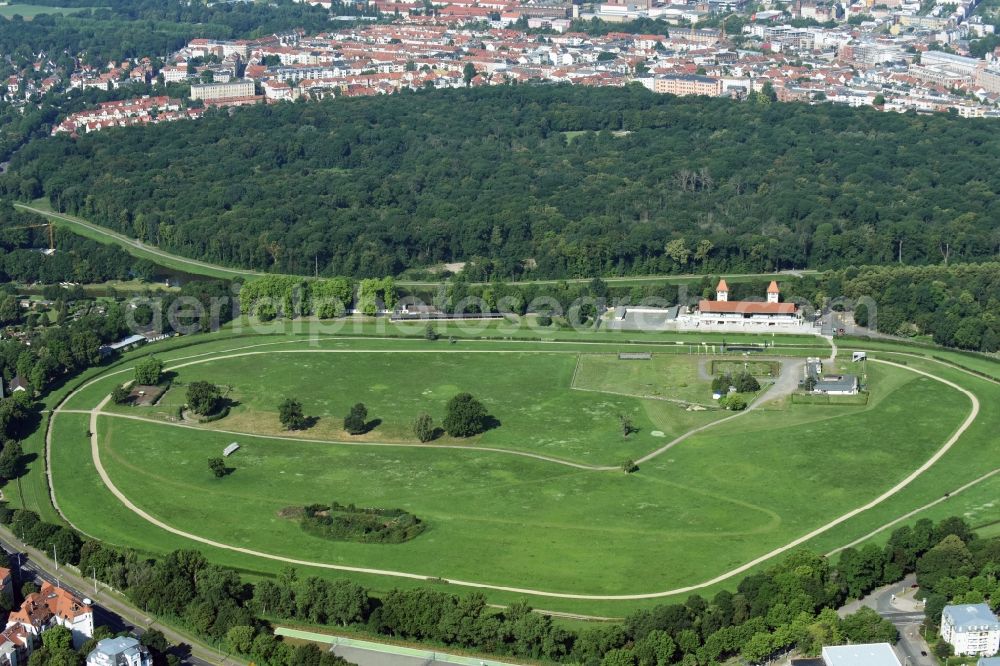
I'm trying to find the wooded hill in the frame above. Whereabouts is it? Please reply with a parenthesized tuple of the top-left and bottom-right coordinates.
(6, 85, 1000, 279)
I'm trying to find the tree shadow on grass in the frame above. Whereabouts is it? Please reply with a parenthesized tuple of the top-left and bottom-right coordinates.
(13, 453, 37, 480)
(483, 415, 502, 432)
(361, 418, 382, 434)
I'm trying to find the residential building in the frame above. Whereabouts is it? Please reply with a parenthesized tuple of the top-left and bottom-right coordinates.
(6, 582, 94, 649)
(189, 79, 255, 102)
(0, 625, 32, 666)
(941, 604, 1000, 657)
(86, 637, 152, 666)
(160, 65, 189, 83)
(0, 569, 11, 603)
(821, 643, 902, 666)
(641, 74, 723, 96)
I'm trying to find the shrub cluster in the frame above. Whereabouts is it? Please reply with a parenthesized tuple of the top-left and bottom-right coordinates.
(299, 502, 425, 544)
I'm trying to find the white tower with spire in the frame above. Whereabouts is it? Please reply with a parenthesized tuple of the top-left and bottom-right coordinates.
(767, 281, 780, 304)
(716, 279, 729, 302)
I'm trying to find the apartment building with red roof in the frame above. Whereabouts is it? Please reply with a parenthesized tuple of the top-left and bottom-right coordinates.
(6, 582, 93, 650)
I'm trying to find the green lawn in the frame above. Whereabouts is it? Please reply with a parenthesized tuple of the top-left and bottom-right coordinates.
(571, 353, 715, 405)
(0, 4, 94, 18)
(710, 359, 779, 378)
(111, 348, 715, 465)
(44, 334, 988, 615)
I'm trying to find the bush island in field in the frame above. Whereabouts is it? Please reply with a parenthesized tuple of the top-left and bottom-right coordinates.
(290, 502, 425, 544)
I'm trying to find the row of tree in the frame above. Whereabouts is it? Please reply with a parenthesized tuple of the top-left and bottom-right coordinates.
(238, 275, 397, 319)
(5, 489, 996, 666)
(0, 0, 344, 71)
(11, 86, 1000, 279)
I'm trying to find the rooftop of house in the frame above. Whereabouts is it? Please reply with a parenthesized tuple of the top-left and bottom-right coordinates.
(9, 582, 92, 630)
(821, 643, 901, 666)
(89, 636, 145, 659)
(698, 300, 798, 315)
(943, 604, 1000, 632)
(813, 374, 858, 392)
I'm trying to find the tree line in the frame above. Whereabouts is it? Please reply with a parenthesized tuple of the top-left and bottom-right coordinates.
(0, 0, 342, 70)
(8, 85, 1000, 280)
(4, 497, 994, 666)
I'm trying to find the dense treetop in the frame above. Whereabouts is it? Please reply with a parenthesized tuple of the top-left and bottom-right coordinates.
(7, 85, 1000, 279)
(0, 0, 352, 68)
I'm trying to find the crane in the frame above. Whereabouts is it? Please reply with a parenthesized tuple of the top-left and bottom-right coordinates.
(6, 221, 55, 253)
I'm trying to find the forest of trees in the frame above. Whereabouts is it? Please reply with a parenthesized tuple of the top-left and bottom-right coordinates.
(0, 0, 356, 70)
(7, 85, 1000, 280)
(2, 505, 992, 666)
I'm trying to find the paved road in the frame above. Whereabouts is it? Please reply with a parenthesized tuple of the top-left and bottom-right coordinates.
(838, 574, 934, 666)
(0, 527, 230, 666)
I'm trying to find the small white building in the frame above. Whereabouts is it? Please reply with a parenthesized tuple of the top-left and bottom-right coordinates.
(86, 637, 152, 666)
(822, 643, 901, 666)
(941, 604, 1000, 657)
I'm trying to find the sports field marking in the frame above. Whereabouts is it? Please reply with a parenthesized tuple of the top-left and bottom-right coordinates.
(59, 352, 979, 600)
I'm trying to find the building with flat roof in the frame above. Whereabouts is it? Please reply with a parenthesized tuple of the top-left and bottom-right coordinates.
(942, 604, 1000, 656)
(641, 74, 723, 96)
(86, 637, 152, 666)
(821, 643, 901, 666)
(189, 79, 255, 102)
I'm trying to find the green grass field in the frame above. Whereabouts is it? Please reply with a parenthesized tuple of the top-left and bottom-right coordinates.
(710, 359, 779, 377)
(41, 330, 999, 616)
(571, 353, 715, 405)
(0, 4, 94, 18)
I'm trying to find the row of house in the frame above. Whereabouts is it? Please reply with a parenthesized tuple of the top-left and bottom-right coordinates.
(0, 564, 153, 666)
(0, 577, 94, 666)
(51, 96, 201, 136)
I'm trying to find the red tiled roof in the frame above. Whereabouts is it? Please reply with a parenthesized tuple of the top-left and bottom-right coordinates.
(716, 279, 729, 291)
(698, 300, 797, 314)
(767, 280, 780, 293)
